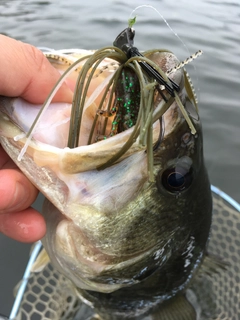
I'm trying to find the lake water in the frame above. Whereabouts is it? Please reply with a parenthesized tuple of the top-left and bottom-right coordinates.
(0, 0, 239, 317)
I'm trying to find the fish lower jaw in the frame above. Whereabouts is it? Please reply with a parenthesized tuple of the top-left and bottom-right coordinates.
(48, 219, 164, 293)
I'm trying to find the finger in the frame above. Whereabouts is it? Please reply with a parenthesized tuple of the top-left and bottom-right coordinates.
(0, 146, 45, 242)
(0, 144, 20, 170)
(0, 208, 46, 242)
(0, 144, 11, 168)
(0, 145, 38, 211)
(0, 35, 73, 104)
(0, 169, 38, 214)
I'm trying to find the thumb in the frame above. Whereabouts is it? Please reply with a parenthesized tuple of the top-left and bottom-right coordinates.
(0, 35, 73, 104)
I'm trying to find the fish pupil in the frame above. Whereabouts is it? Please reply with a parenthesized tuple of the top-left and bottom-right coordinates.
(160, 167, 193, 193)
(168, 171, 185, 188)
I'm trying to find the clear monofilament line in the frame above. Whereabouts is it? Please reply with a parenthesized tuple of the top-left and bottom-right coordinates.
(129, 5, 191, 56)
(129, 5, 202, 102)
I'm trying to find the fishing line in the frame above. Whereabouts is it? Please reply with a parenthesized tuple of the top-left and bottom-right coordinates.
(129, 5, 191, 56)
(129, 5, 201, 102)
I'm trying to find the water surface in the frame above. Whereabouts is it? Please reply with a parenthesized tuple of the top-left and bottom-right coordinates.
(0, 0, 239, 316)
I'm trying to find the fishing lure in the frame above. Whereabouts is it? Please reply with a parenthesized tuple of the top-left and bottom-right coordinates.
(97, 67, 140, 137)
(14, 22, 203, 183)
(96, 26, 202, 148)
(113, 26, 180, 99)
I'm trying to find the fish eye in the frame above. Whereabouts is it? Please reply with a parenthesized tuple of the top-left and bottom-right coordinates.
(160, 166, 193, 193)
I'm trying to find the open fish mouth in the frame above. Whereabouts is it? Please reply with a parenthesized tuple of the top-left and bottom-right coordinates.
(0, 26, 211, 297)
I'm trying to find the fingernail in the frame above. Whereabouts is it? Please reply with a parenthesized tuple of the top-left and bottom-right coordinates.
(53, 82, 73, 104)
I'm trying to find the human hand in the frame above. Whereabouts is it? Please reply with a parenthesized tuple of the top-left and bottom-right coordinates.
(0, 35, 72, 242)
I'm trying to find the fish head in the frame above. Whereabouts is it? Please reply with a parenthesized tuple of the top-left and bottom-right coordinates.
(0, 49, 212, 296)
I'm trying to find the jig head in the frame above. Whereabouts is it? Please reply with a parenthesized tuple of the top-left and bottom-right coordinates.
(113, 27, 180, 97)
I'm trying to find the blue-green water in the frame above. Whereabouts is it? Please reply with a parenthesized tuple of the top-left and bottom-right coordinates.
(0, 0, 239, 316)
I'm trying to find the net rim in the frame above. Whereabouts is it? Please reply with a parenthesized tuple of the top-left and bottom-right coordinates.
(210, 185, 240, 212)
(9, 241, 42, 320)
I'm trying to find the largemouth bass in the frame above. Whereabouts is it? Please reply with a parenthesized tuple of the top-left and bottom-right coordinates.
(0, 27, 212, 319)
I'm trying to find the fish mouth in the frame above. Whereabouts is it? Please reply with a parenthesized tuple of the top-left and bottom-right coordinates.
(0, 48, 204, 294)
(0, 49, 186, 210)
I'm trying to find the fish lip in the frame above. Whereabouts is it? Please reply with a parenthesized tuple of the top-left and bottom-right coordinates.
(57, 247, 163, 293)
(0, 97, 181, 174)
(0, 102, 160, 173)
(52, 218, 176, 293)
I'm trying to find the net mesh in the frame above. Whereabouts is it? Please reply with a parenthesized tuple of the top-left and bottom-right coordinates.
(13, 191, 240, 320)
(189, 191, 240, 320)
(13, 264, 94, 320)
